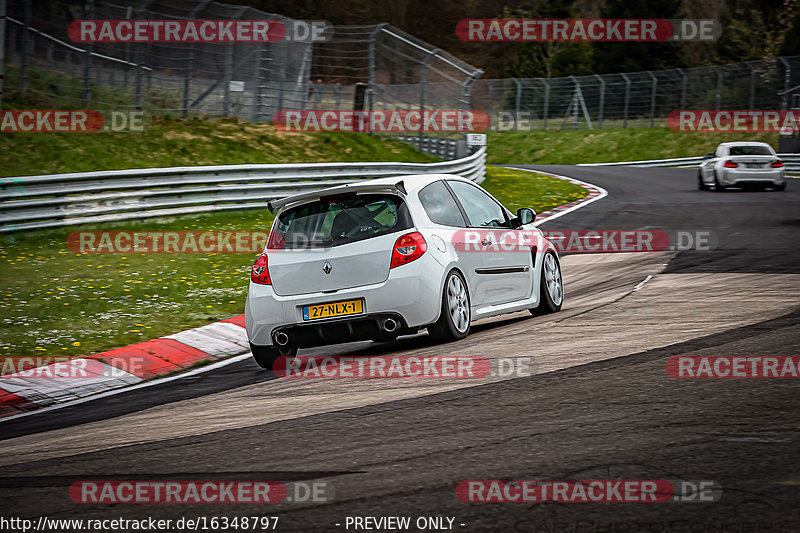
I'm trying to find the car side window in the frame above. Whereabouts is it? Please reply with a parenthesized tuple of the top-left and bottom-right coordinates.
(418, 180, 467, 227)
(447, 181, 509, 228)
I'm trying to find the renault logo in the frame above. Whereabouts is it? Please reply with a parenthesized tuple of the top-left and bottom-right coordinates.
(322, 261, 332, 274)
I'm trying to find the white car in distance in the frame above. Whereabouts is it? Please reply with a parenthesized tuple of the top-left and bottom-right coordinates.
(245, 174, 564, 370)
(698, 141, 786, 191)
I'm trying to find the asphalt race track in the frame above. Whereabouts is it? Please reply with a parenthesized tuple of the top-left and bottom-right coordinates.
(1, 166, 799, 532)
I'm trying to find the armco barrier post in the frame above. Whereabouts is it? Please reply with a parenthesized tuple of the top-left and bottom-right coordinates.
(715, 67, 722, 110)
(513, 78, 522, 131)
(748, 62, 756, 109)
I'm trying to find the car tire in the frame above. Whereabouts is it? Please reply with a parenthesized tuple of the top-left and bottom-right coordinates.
(774, 182, 786, 191)
(428, 270, 470, 342)
(250, 341, 297, 370)
(697, 170, 709, 191)
(714, 171, 727, 192)
(530, 252, 563, 316)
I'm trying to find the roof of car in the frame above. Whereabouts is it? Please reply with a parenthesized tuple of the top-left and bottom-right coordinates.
(718, 141, 773, 147)
(268, 174, 472, 213)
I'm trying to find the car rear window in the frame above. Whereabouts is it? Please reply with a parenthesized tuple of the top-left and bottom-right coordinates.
(729, 146, 773, 156)
(268, 194, 412, 249)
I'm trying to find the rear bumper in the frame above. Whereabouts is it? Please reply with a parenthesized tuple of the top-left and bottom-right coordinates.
(721, 169, 785, 185)
(245, 253, 444, 347)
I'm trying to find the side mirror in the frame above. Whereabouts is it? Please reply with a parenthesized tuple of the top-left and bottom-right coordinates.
(514, 207, 536, 227)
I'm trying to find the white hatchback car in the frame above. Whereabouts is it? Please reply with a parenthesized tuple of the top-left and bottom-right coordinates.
(698, 141, 786, 191)
(245, 174, 563, 369)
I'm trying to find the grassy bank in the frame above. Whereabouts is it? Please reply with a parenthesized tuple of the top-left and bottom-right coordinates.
(0, 167, 585, 359)
(486, 128, 780, 165)
(0, 116, 440, 177)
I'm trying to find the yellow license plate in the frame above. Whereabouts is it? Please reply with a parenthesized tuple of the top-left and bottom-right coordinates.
(302, 299, 363, 321)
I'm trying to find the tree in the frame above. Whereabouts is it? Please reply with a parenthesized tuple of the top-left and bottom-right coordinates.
(591, 0, 684, 73)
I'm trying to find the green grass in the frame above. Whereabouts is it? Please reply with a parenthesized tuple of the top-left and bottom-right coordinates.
(480, 166, 587, 214)
(0, 116, 439, 177)
(0, 166, 584, 360)
(486, 128, 780, 165)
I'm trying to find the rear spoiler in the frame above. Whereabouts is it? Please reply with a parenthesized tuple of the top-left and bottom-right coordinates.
(267, 179, 407, 214)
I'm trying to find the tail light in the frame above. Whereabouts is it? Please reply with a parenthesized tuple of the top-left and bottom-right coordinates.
(251, 254, 271, 285)
(723, 160, 738, 168)
(771, 160, 784, 168)
(391, 232, 427, 269)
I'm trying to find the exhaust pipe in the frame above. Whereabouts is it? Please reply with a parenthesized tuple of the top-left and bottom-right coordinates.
(381, 318, 398, 333)
(274, 331, 290, 346)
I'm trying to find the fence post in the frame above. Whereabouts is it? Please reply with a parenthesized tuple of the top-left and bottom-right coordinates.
(183, 44, 194, 117)
(675, 68, 686, 110)
(647, 71, 657, 128)
(715, 67, 722, 111)
(512, 78, 522, 131)
(594, 74, 605, 129)
(223, 43, 233, 117)
(367, 23, 388, 135)
(779, 57, 790, 109)
(335, 84, 341, 109)
(748, 62, 756, 109)
(82, 0, 95, 107)
(419, 48, 439, 141)
(621, 73, 631, 129)
(250, 43, 264, 122)
(123, 6, 131, 88)
(460, 70, 482, 141)
(0, 0, 5, 114)
(542, 79, 550, 130)
(134, 9, 143, 109)
(19, 0, 30, 93)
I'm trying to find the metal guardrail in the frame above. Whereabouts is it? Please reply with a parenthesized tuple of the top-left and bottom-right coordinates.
(396, 136, 459, 160)
(578, 154, 800, 171)
(0, 148, 486, 232)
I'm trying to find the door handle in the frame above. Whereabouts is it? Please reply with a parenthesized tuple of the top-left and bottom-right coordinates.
(481, 238, 492, 246)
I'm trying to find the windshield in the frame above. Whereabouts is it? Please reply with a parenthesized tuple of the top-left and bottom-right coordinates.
(267, 194, 412, 249)
(729, 146, 773, 156)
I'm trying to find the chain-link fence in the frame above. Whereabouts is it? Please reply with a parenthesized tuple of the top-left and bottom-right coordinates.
(1, 0, 799, 133)
(0, 0, 482, 128)
(471, 57, 800, 130)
